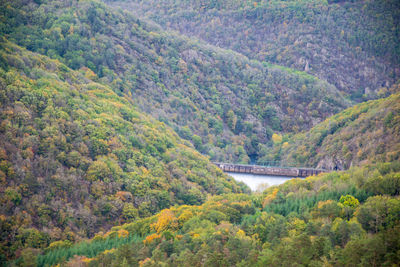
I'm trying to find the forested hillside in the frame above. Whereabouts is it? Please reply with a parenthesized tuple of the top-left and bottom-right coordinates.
(0, 40, 247, 261)
(1, 0, 349, 163)
(109, 0, 400, 101)
(261, 83, 400, 169)
(27, 162, 400, 266)
(1, 0, 400, 265)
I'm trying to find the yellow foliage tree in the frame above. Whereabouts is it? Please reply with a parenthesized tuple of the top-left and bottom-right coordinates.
(263, 188, 279, 208)
(272, 133, 283, 144)
(150, 209, 178, 233)
(143, 233, 161, 245)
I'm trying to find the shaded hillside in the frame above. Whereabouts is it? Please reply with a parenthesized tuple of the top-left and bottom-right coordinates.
(33, 163, 400, 266)
(261, 84, 400, 170)
(109, 0, 400, 100)
(0, 40, 247, 261)
(0, 0, 349, 163)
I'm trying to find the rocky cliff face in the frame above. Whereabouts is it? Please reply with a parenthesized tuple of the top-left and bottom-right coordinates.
(316, 156, 347, 171)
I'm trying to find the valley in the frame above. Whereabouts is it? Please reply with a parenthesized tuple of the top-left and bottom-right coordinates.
(0, 0, 399, 266)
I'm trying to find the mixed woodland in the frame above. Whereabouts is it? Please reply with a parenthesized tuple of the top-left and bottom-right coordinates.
(262, 84, 400, 169)
(1, 0, 351, 163)
(21, 163, 400, 266)
(109, 0, 400, 100)
(0, 0, 399, 266)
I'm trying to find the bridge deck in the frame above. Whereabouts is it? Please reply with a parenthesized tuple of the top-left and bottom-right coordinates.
(214, 162, 327, 177)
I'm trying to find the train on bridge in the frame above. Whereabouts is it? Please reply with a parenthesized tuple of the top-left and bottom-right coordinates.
(214, 162, 327, 178)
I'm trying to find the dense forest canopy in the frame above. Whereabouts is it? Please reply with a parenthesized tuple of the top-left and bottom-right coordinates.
(0, 0, 399, 266)
(29, 163, 400, 266)
(0, 40, 246, 261)
(0, 0, 350, 163)
(109, 0, 400, 100)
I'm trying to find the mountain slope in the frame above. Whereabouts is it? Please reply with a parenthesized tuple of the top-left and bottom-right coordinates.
(0, 40, 246, 260)
(0, 0, 349, 163)
(108, 0, 400, 101)
(1, 0, 399, 264)
(260, 84, 400, 169)
(34, 163, 400, 266)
